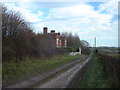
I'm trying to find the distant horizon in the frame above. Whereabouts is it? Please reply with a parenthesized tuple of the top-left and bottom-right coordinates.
(2, 0, 118, 47)
(95, 46, 119, 47)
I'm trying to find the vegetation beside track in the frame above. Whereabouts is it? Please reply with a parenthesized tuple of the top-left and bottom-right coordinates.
(3, 54, 85, 86)
(80, 52, 119, 88)
(79, 54, 110, 88)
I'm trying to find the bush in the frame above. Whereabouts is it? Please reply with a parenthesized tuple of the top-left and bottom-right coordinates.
(96, 53, 120, 88)
(68, 47, 75, 52)
(3, 47, 16, 62)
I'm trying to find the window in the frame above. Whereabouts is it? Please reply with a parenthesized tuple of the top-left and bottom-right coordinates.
(56, 38, 59, 45)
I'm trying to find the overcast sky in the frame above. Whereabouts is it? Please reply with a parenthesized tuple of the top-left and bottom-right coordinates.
(2, 0, 119, 47)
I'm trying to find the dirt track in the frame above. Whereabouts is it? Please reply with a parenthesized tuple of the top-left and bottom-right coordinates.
(34, 56, 91, 88)
(5, 55, 90, 88)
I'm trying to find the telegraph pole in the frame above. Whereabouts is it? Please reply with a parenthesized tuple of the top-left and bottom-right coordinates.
(94, 37, 97, 52)
(95, 37, 96, 49)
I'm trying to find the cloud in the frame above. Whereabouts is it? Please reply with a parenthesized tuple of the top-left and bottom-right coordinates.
(5, 2, 44, 22)
(39, 1, 117, 46)
(3, 0, 118, 46)
(47, 4, 95, 18)
(1, 0, 110, 2)
(98, 0, 118, 15)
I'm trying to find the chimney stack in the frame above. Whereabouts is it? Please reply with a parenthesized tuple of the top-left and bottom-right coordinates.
(43, 27, 48, 34)
(51, 30, 55, 33)
(58, 33, 60, 36)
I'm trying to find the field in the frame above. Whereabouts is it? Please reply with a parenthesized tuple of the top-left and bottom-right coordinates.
(97, 47, 119, 54)
(3, 54, 83, 86)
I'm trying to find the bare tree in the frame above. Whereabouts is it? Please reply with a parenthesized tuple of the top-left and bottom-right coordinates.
(62, 32, 82, 52)
(81, 40, 91, 54)
(2, 3, 38, 62)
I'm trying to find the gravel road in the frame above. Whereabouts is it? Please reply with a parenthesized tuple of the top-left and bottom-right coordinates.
(34, 56, 91, 88)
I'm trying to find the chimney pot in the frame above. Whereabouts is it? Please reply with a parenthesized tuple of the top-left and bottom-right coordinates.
(43, 27, 48, 34)
(58, 33, 60, 36)
(51, 30, 55, 33)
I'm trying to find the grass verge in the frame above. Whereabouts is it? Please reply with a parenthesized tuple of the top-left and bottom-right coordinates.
(79, 54, 110, 88)
(3, 54, 84, 86)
